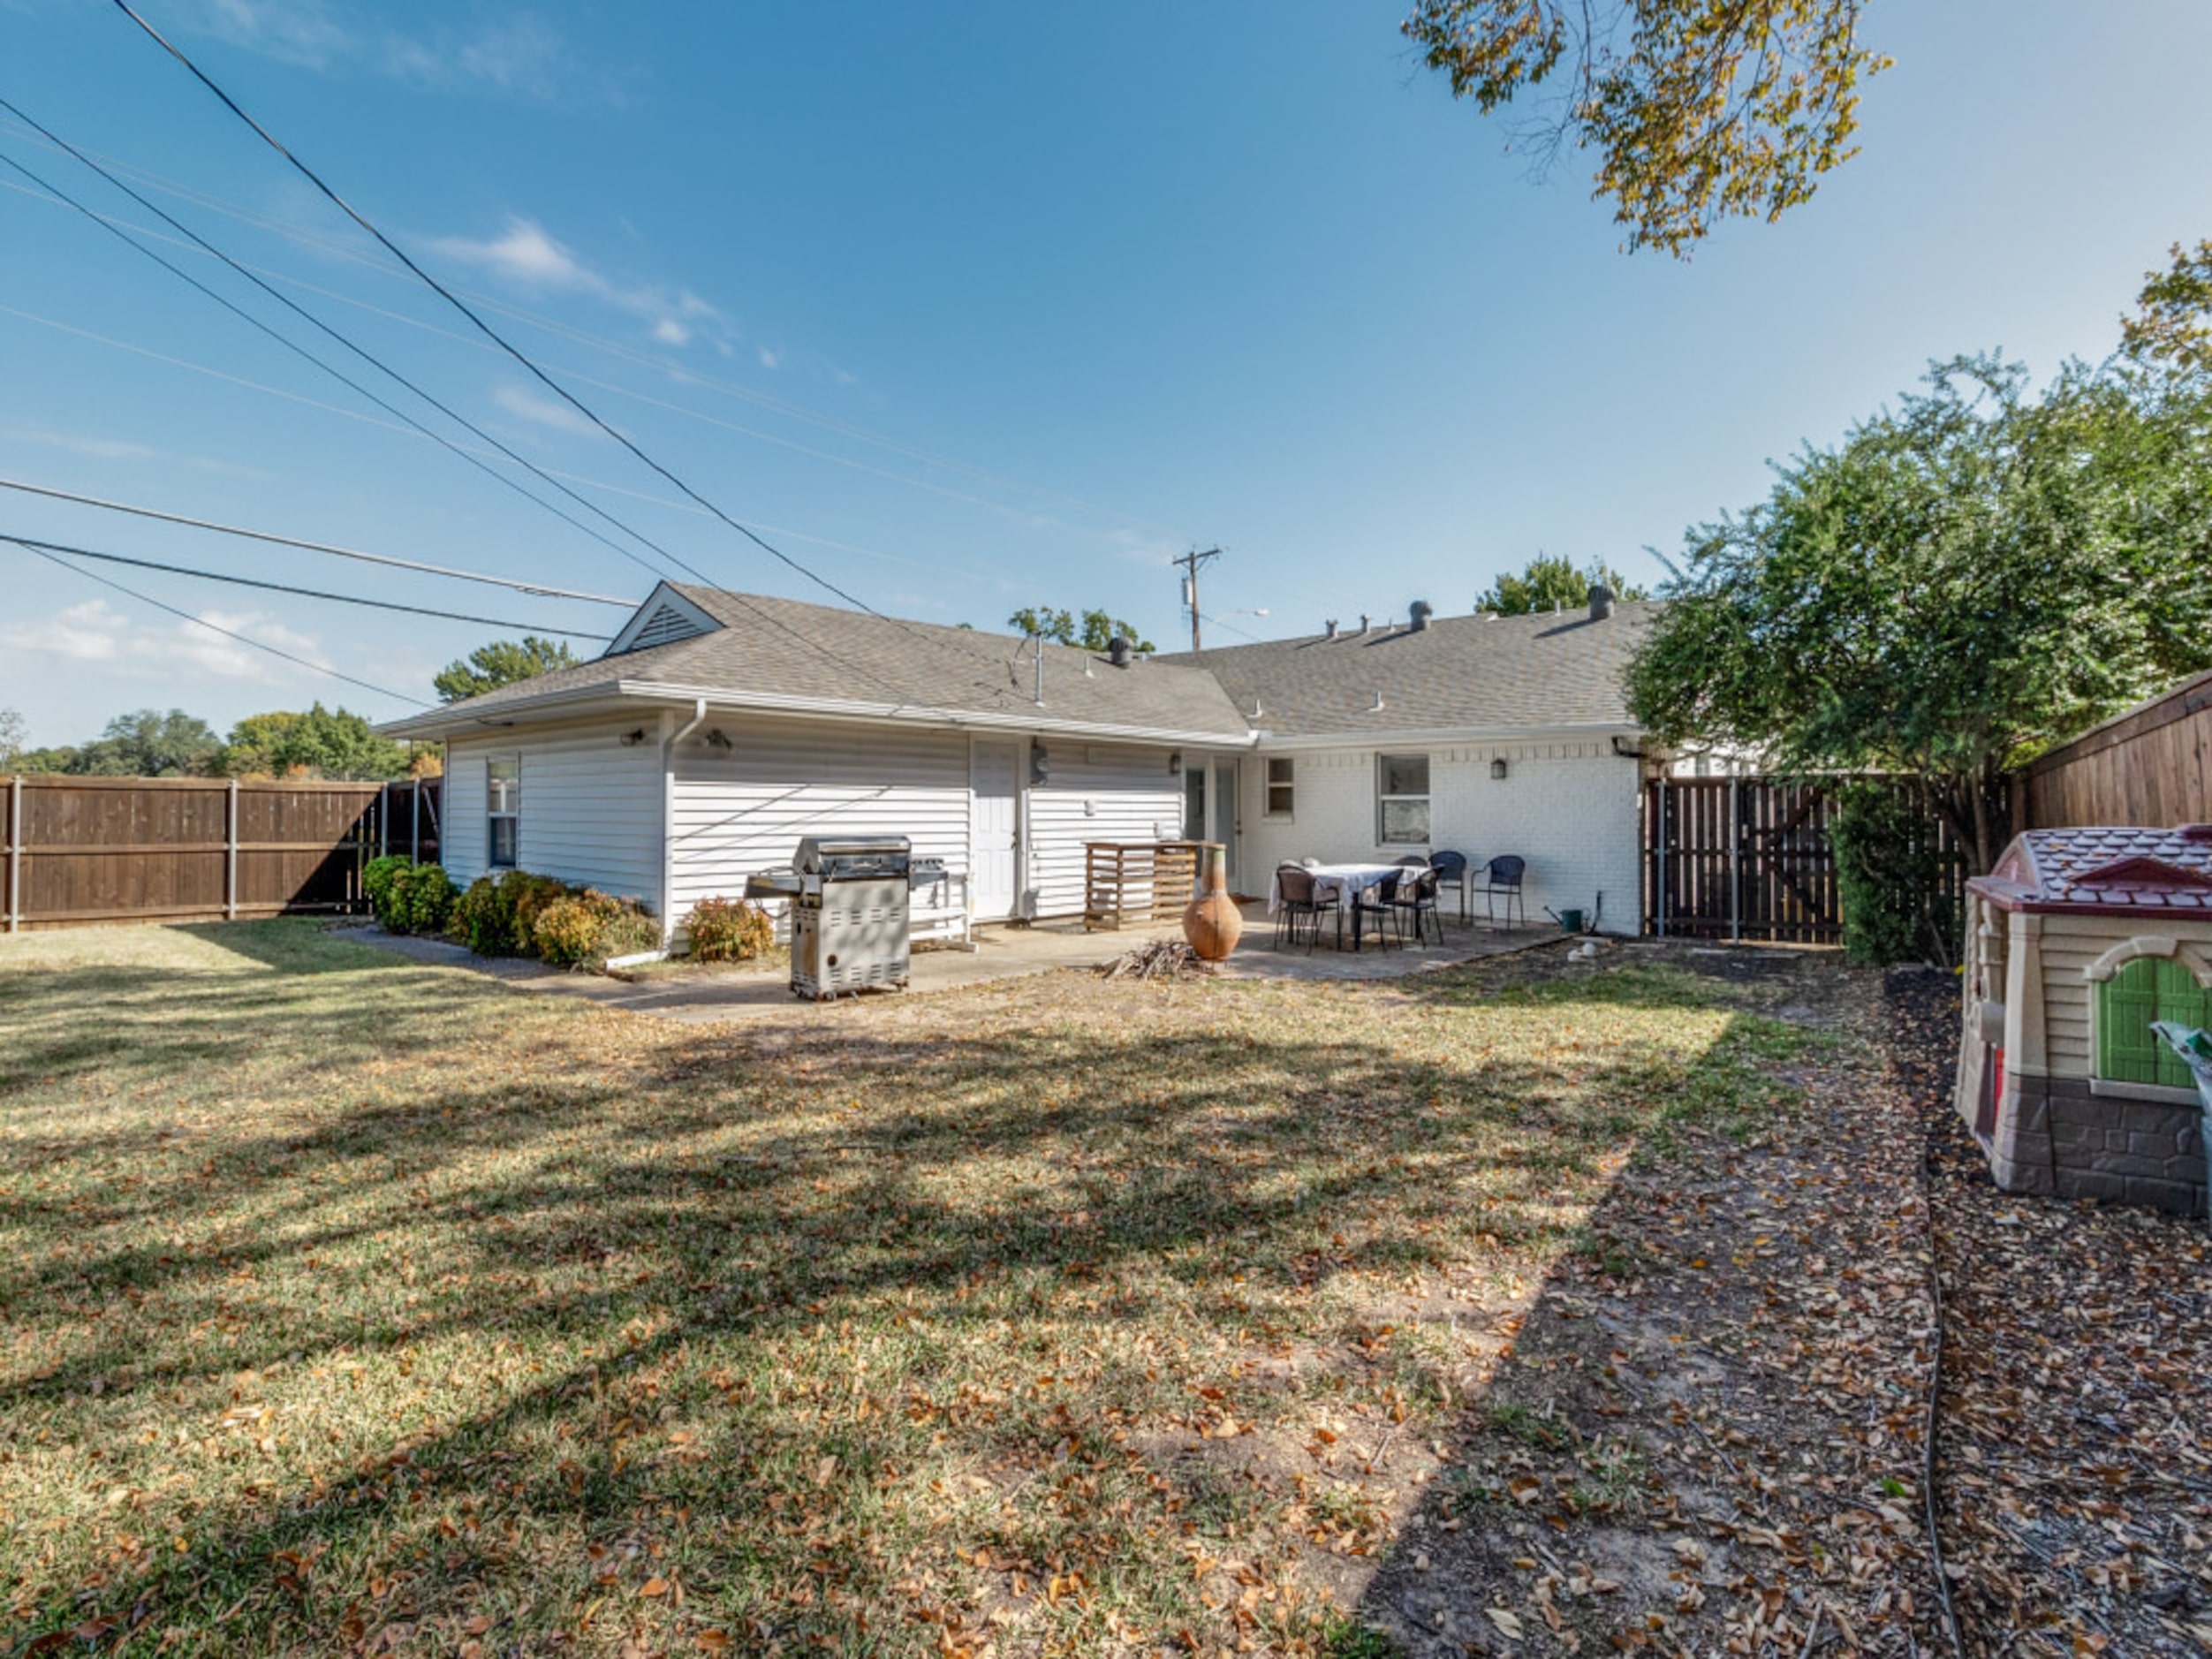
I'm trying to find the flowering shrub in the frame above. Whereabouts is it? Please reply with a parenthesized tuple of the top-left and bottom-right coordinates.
(686, 896, 776, 963)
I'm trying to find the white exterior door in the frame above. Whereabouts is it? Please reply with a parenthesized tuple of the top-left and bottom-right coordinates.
(970, 739, 1021, 920)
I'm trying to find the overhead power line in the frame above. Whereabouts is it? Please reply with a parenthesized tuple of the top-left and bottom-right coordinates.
(0, 477, 636, 606)
(0, 110, 943, 710)
(4, 535, 430, 708)
(0, 531, 612, 638)
(98, 0, 1036, 710)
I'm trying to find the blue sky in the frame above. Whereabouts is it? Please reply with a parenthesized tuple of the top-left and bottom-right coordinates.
(4, 0, 2209, 746)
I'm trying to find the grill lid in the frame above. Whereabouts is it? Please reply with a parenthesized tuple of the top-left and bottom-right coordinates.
(795, 834, 913, 876)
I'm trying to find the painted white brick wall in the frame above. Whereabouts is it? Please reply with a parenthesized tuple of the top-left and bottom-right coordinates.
(1240, 741, 1641, 933)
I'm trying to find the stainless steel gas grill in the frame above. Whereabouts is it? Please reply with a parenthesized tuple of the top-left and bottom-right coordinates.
(745, 834, 914, 1000)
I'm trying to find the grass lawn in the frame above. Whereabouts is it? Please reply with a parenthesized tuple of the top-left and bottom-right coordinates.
(0, 921, 1826, 1657)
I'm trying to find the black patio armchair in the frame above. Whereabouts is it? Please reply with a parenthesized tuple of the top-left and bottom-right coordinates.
(1479, 855, 1528, 931)
(1391, 862, 1443, 946)
(1352, 868, 1406, 951)
(1273, 863, 1338, 952)
(1427, 849, 1472, 923)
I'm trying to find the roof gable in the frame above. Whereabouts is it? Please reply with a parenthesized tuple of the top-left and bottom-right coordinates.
(606, 584, 720, 655)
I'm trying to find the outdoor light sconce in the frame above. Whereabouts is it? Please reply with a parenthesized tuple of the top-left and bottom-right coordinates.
(1169, 751, 1183, 776)
(1030, 742, 1050, 786)
(1491, 757, 1509, 780)
(618, 729, 648, 747)
(703, 728, 732, 752)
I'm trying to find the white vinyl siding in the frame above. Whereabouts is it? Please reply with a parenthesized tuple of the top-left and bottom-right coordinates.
(1240, 741, 1641, 934)
(444, 722, 662, 902)
(1026, 742, 1182, 919)
(669, 718, 970, 924)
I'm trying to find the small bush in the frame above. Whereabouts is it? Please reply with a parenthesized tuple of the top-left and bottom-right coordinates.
(449, 875, 526, 956)
(389, 862, 458, 935)
(532, 889, 660, 969)
(1832, 781, 1962, 967)
(363, 854, 411, 920)
(687, 896, 776, 963)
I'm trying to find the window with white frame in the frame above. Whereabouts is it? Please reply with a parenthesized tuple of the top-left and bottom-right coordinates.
(487, 756, 519, 869)
(1265, 756, 1295, 817)
(1376, 754, 1429, 845)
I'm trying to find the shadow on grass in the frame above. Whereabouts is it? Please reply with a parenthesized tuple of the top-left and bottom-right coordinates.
(0, 934, 1832, 1653)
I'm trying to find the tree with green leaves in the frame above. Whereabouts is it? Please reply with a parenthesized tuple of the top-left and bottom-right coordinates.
(1006, 608, 1155, 653)
(1476, 554, 1648, 616)
(37, 708, 223, 777)
(434, 636, 580, 703)
(220, 704, 412, 780)
(0, 708, 24, 769)
(2124, 239, 2212, 375)
(1403, 0, 1890, 254)
(1627, 352, 2212, 873)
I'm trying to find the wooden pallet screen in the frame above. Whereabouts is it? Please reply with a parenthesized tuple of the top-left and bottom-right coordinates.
(1083, 840, 1200, 932)
(3, 775, 442, 933)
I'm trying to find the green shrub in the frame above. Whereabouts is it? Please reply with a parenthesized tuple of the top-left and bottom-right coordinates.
(389, 862, 458, 935)
(1832, 780, 1961, 967)
(450, 874, 532, 956)
(686, 896, 776, 963)
(532, 889, 660, 969)
(363, 854, 411, 920)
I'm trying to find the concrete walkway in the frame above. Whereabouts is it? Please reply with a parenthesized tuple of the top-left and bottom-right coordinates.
(334, 903, 1565, 1024)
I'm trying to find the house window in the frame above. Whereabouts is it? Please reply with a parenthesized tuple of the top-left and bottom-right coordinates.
(1376, 754, 1429, 845)
(2096, 957, 2212, 1089)
(1266, 756, 1294, 817)
(487, 756, 519, 869)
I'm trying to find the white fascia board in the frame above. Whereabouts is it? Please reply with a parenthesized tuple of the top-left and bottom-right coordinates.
(381, 679, 1259, 750)
(1250, 723, 1644, 752)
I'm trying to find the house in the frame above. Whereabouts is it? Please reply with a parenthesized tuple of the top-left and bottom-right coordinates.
(380, 583, 1656, 939)
(1957, 824, 2212, 1214)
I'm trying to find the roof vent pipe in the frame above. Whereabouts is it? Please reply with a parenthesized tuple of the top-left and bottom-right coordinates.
(1108, 635, 1133, 668)
(1324, 619, 1338, 640)
(1409, 599, 1433, 633)
(1588, 584, 1616, 621)
(1357, 613, 1370, 635)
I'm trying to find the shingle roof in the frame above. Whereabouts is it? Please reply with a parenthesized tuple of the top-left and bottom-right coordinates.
(394, 585, 1254, 739)
(1156, 603, 1659, 737)
(1970, 825, 2212, 915)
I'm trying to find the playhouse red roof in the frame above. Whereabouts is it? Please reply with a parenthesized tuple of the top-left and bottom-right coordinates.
(1968, 825, 2212, 916)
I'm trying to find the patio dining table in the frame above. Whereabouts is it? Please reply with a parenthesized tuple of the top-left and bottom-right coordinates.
(1267, 860, 1428, 950)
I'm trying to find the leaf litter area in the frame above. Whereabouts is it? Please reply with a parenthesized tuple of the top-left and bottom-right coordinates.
(1894, 973, 2212, 1657)
(0, 921, 2198, 1657)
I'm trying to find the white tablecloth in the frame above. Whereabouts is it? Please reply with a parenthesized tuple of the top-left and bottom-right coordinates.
(1267, 861, 1425, 913)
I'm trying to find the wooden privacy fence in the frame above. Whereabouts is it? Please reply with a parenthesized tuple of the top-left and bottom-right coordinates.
(3, 775, 443, 932)
(1642, 776, 1969, 945)
(2018, 667, 2212, 830)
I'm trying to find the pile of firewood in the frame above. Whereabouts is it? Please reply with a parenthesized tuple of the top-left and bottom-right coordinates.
(1096, 938, 1216, 981)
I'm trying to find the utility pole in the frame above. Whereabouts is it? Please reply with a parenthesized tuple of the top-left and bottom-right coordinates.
(1174, 546, 1222, 653)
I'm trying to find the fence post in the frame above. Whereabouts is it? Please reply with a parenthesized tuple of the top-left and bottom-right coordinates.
(378, 783, 390, 860)
(6, 776, 19, 935)
(1729, 774, 1742, 943)
(1655, 780, 1669, 938)
(224, 778, 239, 922)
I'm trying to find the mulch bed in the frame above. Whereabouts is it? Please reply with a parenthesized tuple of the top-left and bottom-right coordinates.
(1896, 971, 2212, 1657)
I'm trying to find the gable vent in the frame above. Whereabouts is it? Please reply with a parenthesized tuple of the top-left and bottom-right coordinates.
(627, 600, 707, 652)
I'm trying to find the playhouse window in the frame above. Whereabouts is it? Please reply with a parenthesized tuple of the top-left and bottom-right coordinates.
(2095, 957, 2212, 1089)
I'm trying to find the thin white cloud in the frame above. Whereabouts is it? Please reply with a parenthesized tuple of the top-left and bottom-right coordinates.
(0, 598, 327, 686)
(0, 423, 275, 480)
(171, 2, 604, 102)
(432, 216, 729, 349)
(492, 383, 602, 437)
(757, 347, 781, 371)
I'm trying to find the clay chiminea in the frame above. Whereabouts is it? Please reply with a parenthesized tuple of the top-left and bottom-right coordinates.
(1182, 841, 1242, 960)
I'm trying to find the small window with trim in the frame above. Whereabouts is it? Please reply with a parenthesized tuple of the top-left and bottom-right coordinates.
(2097, 956, 2212, 1089)
(487, 755, 520, 869)
(1265, 756, 1294, 817)
(1376, 754, 1429, 845)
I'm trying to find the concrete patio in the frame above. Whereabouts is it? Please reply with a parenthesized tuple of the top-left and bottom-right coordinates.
(336, 900, 1566, 1024)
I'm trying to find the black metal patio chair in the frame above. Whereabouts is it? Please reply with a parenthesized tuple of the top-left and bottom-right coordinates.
(1427, 849, 1472, 923)
(1479, 854, 1528, 932)
(1352, 868, 1406, 951)
(1391, 862, 1443, 946)
(1273, 863, 1338, 952)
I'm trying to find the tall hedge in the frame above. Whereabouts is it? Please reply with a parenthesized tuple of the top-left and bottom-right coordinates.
(1830, 781, 1961, 967)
